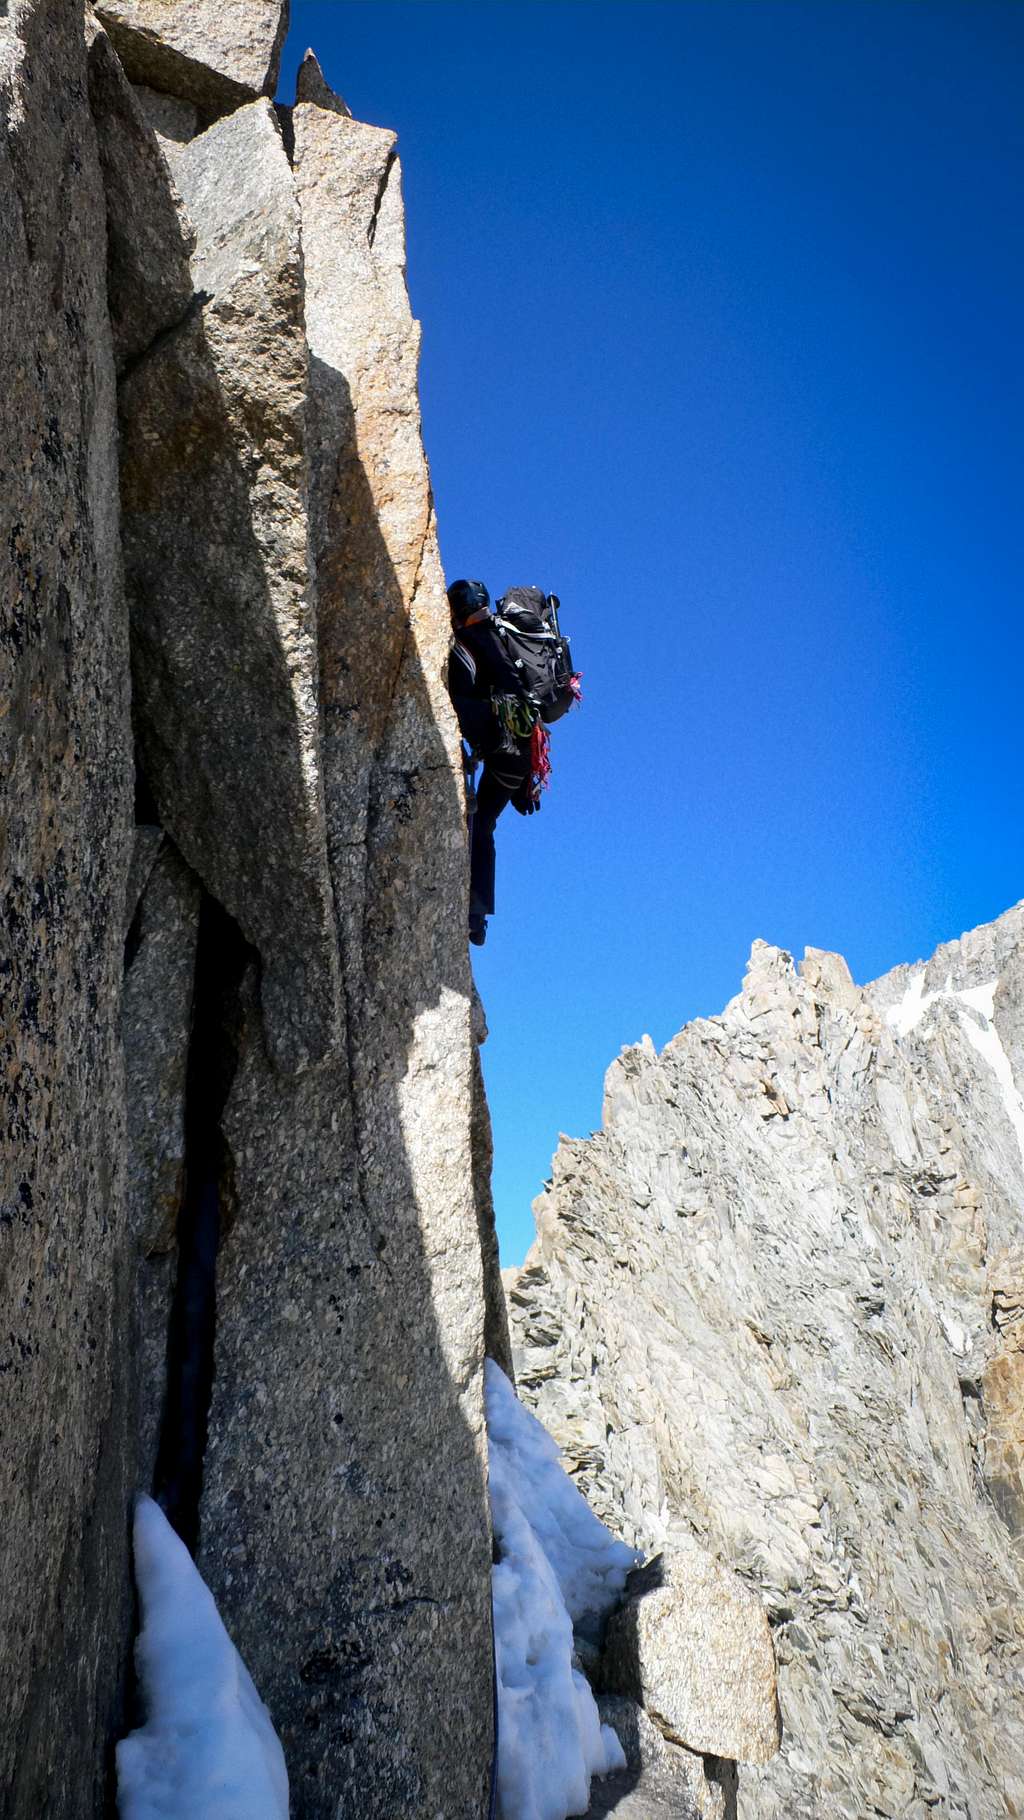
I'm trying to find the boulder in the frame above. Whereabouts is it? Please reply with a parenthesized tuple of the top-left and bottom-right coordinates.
(604, 1542, 780, 1764)
(95, 0, 289, 119)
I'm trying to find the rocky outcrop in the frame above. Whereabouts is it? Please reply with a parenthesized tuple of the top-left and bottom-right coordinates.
(507, 904, 1024, 1820)
(185, 67, 492, 1818)
(95, 0, 289, 119)
(3, 11, 496, 1815)
(85, 20, 196, 371)
(0, 2, 132, 1811)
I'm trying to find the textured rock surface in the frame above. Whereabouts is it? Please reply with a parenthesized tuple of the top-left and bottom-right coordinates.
(119, 99, 342, 1075)
(193, 65, 494, 1819)
(0, 2, 133, 1811)
(95, 0, 289, 118)
(591, 1697, 736, 1820)
(983, 1248, 1024, 1537)
(86, 18, 195, 371)
(131, 80, 198, 144)
(295, 44, 351, 116)
(4, 17, 498, 1814)
(604, 1541, 780, 1764)
(122, 837, 201, 1484)
(507, 903, 1024, 1819)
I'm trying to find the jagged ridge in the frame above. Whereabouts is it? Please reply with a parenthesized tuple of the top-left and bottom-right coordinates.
(506, 904, 1024, 1820)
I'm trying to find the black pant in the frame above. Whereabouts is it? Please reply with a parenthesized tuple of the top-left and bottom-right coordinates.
(470, 752, 528, 918)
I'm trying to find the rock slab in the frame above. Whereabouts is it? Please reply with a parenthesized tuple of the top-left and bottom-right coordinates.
(95, 0, 289, 117)
(119, 98, 342, 1076)
(195, 63, 495, 1820)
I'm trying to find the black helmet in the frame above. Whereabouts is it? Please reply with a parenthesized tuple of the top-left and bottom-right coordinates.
(447, 578, 490, 624)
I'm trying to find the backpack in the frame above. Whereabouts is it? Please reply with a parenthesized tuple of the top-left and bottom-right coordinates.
(492, 587, 580, 724)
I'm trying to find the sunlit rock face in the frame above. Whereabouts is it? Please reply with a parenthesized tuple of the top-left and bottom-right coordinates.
(2, 10, 498, 1814)
(506, 904, 1024, 1820)
(94, 0, 290, 119)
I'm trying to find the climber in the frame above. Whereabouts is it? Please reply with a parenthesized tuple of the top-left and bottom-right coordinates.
(447, 578, 580, 946)
(447, 579, 534, 947)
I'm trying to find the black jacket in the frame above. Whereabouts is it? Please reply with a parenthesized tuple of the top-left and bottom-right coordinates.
(447, 616, 528, 756)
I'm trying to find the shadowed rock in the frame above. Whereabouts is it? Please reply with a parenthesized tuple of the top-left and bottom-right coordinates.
(591, 1696, 737, 1819)
(122, 837, 201, 1486)
(95, 0, 290, 120)
(119, 99, 342, 1076)
(0, 2, 133, 1811)
(85, 17, 196, 372)
(296, 46, 351, 116)
(194, 65, 495, 1819)
(131, 80, 199, 146)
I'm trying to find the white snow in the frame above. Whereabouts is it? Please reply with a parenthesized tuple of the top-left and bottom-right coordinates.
(485, 1360, 639, 1820)
(886, 972, 1024, 1167)
(117, 1496, 289, 1820)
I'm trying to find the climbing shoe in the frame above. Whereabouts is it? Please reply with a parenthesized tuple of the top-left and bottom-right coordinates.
(469, 913, 487, 947)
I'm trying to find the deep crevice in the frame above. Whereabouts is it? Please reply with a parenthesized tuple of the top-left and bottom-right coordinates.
(151, 891, 254, 1556)
(274, 101, 295, 165)
(367, 146, 398, 249)
(123, 892, 145, 974)
(133, 752, 159, 825)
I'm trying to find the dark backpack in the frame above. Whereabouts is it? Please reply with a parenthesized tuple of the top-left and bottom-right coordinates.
(492, 587, 579, 724)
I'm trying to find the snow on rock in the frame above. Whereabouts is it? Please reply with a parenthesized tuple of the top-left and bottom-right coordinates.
(117, 1496, 289, 1820)
(485, 1360, 638, 1820)
(887, 972, 1024, 1164)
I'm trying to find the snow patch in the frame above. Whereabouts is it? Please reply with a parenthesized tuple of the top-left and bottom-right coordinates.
(117, 1496, 289, 1820)
(485, 1360, 638, 1820)
(887, 973, 1024, 1167)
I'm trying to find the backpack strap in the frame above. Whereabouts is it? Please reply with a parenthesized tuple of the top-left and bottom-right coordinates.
(492, 616, 558, 642)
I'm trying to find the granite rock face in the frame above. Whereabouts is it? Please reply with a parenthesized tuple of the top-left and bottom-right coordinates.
(507, 903, 1024, 1820)
(187, 64, 494, 1820)
(0, 2, 133, 1812)
(3, 15, 497, 1817)
(119, 98, 342, 1077)
(95, 0, 289, 118)
(85, 18, 196, 371)
(122, 837, 201, 1485)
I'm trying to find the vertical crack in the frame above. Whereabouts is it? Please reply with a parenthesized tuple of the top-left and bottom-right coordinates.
(151, 891, 254, 1555)
(367, 146, 398, 249)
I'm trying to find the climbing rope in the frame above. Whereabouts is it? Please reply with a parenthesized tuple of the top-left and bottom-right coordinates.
(492, 692, 538, 740)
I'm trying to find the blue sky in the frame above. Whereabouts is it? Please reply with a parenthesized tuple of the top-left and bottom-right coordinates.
(280, 2, 1023, 1265)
